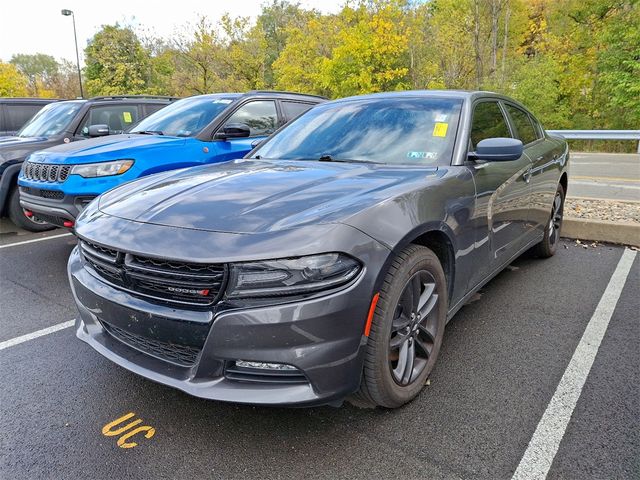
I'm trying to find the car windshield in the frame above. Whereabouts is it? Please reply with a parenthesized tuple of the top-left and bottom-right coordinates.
(18, 101, 84, 138)
(130, 96, 237, 137)
(253, 97, 463, 166)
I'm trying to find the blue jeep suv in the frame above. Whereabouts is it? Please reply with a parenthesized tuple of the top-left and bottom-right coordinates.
(1, 96, 174, 231)
(18, 91, 325, 228)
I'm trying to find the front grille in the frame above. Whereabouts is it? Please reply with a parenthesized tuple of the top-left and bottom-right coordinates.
(23, 162, 71, 183)
(225, 362, 309, 385)
(102, 321, 200, 367)
(80, 240, 227, 307)
(20, 186, 64, 200)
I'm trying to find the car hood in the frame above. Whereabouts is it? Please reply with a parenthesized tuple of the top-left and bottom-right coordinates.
(0, 135, 46, 146)
(0, 136, 52, 163)
(29, 134, 187, 164)
(97, 159, 440, 234)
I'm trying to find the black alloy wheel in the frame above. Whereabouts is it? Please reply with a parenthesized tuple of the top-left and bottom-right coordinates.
(351, 244, 447, 409)
(389, 271, 439, 385)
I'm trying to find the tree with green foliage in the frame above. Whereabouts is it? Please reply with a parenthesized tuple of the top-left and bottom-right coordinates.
(11, 0, 628, 140)
(322, 1, 411, 96)
(84, 24, 152, 96)
(256, 1, 318, 86)
(272, 14, 336, 96)
(10, 53, 59, 96)
(172, 17, 235, 95)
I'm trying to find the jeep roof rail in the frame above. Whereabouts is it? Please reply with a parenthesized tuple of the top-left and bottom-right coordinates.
(247, 90, 328, 100)
(88, 95, 180, 101)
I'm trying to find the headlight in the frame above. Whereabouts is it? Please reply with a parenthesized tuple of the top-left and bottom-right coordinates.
(227, 253, 361, 298)
(70, 159, 134, 178)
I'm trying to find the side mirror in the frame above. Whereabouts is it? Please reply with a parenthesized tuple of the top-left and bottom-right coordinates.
(88, 124, 110, 137)
(214, 123, 251, 140)
(471, 137, 523, 162)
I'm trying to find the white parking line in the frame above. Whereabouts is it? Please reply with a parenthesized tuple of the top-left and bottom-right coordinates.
(0, 320, 75, 351)
(0, 233, 73, 249)
(512, 248, 637, 480)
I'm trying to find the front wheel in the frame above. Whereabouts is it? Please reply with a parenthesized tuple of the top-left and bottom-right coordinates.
(533, 183, 565, 258)
(351, 244, 447, 409)
(7, 186, 56, 232)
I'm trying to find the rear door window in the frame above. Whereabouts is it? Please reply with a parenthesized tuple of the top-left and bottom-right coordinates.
(78, 104, 140, 136)
(505, 104, 538, 145)
(470, 101, 512, 149)
(281, 101, 314, 122)
(222, 101, 278, 137)
(142, 103, 168, 117)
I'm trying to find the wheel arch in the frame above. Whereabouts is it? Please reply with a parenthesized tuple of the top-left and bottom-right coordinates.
(410, 230, 455, 303)
(0, 162, 23, 216)
(559, 171, 568, 196)
(373, 223, 457, 305)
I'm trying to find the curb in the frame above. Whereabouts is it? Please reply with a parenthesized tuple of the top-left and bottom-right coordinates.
(561, 217, 640, 247)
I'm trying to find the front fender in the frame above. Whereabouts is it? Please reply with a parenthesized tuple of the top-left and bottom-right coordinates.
(343, 166, 477, 308)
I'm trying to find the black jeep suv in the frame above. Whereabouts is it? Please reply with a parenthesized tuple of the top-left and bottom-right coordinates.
(0, 96, 175, 231)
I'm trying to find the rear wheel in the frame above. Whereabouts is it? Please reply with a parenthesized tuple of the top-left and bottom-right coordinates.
(351, 245, 447, 408)
(533, 183, 564, 258)
(8, 186, 55, 232)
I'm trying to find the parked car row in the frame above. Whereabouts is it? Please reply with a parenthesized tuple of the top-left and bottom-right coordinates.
(16, 91, 325, 228)
(8, 89, 570, 409)
(0, 95, 174, 230)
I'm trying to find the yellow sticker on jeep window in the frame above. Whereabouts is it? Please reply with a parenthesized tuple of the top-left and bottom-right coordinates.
(433, 122, 448, 137)
(123, 111, 133, 123)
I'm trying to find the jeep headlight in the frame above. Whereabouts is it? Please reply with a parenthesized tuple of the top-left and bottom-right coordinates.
(70, 159, 134, 178)
(227, 253, 361, 298)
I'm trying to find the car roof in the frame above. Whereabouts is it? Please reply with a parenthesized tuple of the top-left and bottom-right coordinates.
(242, 90, 327, 102)
(87, 95, 177, 104)
(327, 89, 518, 104)
(0, 98, 61, 103)
(171, 91, 326, 105)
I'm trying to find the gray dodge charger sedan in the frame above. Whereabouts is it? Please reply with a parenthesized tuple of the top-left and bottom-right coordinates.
(68, 90, 569, 408)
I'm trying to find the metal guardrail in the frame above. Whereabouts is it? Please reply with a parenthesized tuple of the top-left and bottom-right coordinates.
(546, 130, 640, 153)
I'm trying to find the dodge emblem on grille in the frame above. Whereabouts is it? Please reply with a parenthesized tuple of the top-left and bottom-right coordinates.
(166, 286, 210, 296)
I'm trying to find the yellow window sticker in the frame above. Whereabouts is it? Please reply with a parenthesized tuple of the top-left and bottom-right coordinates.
(433, 122, 448, 137)
(123, 111, 133, 123)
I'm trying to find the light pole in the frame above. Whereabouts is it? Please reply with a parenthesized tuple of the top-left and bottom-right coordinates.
(61, 9, 84, 98)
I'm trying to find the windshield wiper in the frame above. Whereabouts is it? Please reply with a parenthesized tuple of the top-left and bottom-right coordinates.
(318, 154, 376, 164)
(132, 130, 164, 135)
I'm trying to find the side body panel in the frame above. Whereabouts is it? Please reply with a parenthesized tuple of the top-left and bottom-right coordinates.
(343, 166, 478, 310)
(527, 135, 568, 235)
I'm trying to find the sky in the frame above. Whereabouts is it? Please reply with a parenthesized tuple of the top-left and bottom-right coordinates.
(0, 0, 344, 65)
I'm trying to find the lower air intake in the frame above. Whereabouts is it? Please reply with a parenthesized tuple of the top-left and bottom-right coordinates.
(225, 361, 309, 384)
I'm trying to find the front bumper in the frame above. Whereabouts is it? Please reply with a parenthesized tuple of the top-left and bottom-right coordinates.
(19, 186, 95, 226)
(68, 245, 379, 406)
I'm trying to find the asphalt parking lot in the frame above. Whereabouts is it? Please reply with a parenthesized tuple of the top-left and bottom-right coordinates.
(1, 220, 638, 480)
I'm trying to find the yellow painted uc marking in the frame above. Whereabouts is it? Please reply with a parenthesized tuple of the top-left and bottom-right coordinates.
(117, 426, 156, 449)
(102, 412, 155, 449)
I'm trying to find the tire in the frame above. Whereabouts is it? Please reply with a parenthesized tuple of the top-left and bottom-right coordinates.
(350, 244, 447, 409)
(533, 183, 565, 258)
(7, 186, 56, 232)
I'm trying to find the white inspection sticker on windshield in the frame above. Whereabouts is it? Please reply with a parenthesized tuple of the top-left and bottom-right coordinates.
(212, 99, 233, 104)
(407, 151, 438, 160)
